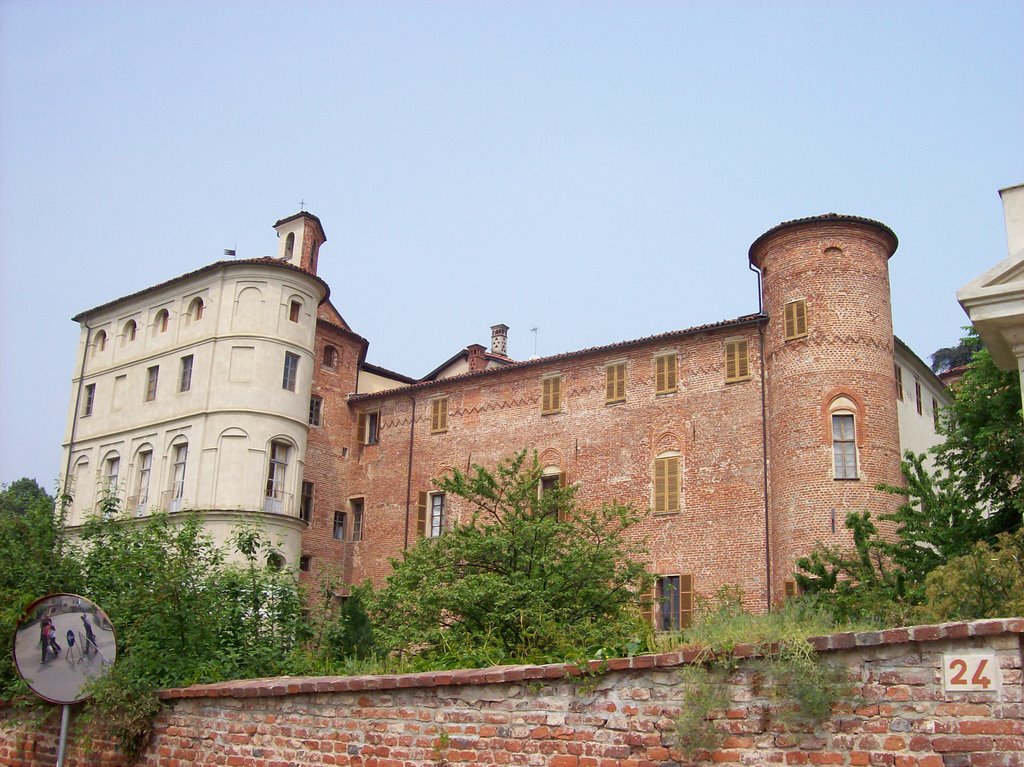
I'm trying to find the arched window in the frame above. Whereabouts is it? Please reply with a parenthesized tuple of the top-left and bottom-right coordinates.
(284, 232, 295, 261)
(828, 396, 859, 480)
(93, 330, 107, 354)
(188, 297, 205, 321)
(122, 320, 137, 344)
(154, 309, 169, 334)
(322, 345, 337, 369)
(264, 440, 291, 514)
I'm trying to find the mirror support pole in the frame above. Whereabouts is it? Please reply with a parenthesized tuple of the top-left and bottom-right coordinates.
(56, 704, 70, 767)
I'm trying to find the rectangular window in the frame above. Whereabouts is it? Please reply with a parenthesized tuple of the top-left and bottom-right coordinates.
(894, 365, 904, 401)
(605, 362, 626, 404)
(416, 491, 445, 538)
(83, 384, 96, 417)
(309, 395, 323, 426)
(350, 498, 364, 541)
(135, 450, 152, 516)
(105, 456, 120, 493)
(289, 300, 301, 322)
(299, 555, 311, 572)
(145, 366, 159, 401)
(832, 414, 858, 479)
(654, 455, 681, 514)
(655, 574, 693, 631)
(264, 441, 289, 513)
(540, 472, 566, 521)
(333, 510, 347, 540)
(932, 398, 940, 430)
(784, 580, 799, 599)
(356, 410, 380, 445)
(655, 354, 677, 394)
(724, 339, 750, 382)
(541, 375, 562, 414)
(169, 443, 187, 512)
(784, 299, 808, 340)
(283, 352, 300, 391)
(915, 380, 923, 415)
(300, 481, 313, 523)
(431, 397, 448, 433)
(179, 355, 193, 392)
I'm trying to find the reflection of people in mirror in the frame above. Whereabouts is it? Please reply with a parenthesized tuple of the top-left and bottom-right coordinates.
(82, 615, 97, 658)
(40, 618, 60, 663)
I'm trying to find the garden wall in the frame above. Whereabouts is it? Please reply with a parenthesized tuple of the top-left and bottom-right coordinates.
(2, 619, 1021, 767)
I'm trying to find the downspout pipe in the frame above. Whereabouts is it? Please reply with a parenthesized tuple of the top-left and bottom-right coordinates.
(748, 261, 771, 611)
(403, 395, 416, 550)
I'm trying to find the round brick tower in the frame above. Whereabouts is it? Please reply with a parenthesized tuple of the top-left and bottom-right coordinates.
(748, 214, 904, 601)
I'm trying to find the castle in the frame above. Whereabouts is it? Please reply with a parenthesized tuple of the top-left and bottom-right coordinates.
(60, 211, 949, 623)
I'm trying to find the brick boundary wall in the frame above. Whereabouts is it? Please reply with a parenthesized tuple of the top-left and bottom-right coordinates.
(2, 619, 1021, 767)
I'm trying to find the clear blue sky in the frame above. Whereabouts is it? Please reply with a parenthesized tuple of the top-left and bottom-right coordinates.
(1, 1, 1022, 488)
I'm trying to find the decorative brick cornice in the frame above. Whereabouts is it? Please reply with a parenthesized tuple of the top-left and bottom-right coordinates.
(158, 618, 1023, 701)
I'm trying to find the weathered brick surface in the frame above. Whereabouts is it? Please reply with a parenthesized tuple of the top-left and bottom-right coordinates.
(291, 215, 913, 611)
(3, 620, 1020, 767)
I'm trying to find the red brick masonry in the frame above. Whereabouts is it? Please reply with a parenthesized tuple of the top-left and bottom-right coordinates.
(3, 619, 1022, 767)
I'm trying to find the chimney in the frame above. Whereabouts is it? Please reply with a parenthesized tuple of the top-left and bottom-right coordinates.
(490, 324, 509, 356)
(467, 344, 487, 372)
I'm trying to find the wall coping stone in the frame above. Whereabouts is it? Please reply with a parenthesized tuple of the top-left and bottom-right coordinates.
(157, 618, 1024, 701)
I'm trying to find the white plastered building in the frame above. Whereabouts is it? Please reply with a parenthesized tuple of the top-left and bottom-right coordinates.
(60, 213, 329, 566)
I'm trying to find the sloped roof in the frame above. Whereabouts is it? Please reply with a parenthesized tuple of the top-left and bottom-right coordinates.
(350, 313, 766, 401)
(72, 257, 330, 322)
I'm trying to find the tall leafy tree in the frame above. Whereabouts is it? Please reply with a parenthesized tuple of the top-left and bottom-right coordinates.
(931, 335, 1023, 537)
(371, 451, 653, 666)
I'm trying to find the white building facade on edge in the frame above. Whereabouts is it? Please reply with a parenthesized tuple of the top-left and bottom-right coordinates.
(60, 214, 329, 566)
(958, 183, 1024, 415)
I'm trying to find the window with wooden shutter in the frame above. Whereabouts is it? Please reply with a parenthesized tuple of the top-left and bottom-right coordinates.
(724, 339, 750, 383)
(416, 491, 428, 537)
(784, 299, 808, 340)
(894, 365, 904, 401)
(653, 455, 680, 514)
(655, 353, 677, 394)
(541, 376, 562, 414)
(784, 579, 798, 599)
(605, 363, 626, 403)
(655, 574, 692, 631)
(356, 410, 380, 445)
(640, 587, 654, 627)
(431, 397, 448, 433)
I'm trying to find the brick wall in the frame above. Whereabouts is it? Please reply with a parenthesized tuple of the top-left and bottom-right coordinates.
(4, 619, 1020, 767)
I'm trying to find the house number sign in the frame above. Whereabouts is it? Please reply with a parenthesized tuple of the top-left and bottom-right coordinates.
(942, 652, 1001, 693)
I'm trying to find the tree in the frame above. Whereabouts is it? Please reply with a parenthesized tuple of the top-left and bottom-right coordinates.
(371, 451, 653, 666)
(797, 332, 1022, 623)
(929, 335, 983, 374)
(931, 336, 1023, 537)
(0, 480, 81, 697)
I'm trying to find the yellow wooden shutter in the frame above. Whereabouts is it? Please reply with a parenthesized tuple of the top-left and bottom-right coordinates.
(785, 300, 807, 339)
(356, 412, 367, 444)
(416, 491, 427, 537)
(431, 398, 447, 433)
(725, 340, 749, 382)
(640, 587, 654, 626)
(542, 377, 561, 413)
(654, 458, 666, 513)
(784, 580, 797, 598)
(680, 574, 693, 628)
(655, 457, 679, 514)
(606, 363, 625, 403)
(656, 354, 677, 394)
(665, 457, 679, 512)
